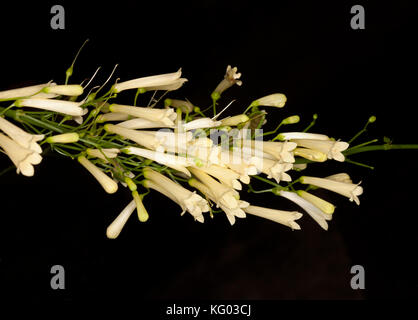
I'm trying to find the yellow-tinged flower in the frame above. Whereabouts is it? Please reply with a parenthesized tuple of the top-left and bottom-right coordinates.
(96, 112, 131, 123)
(326, 173, 352, 184)
(109, 104, 176, 126)
(259, 158, 293, 184)
(132, 191, 149, 222)
(117, 118, 173, 129)
(220, 114, 249, 127)
(198, 164, 242, 190)
(296, 190, 335, 216)
(77, 155, 118, 194)
(43, 84, 83, 96)
(294, 148, 327, 162)
(292, 139, 349, 162)
(0, 133, 42, 176)
(106, 200, 136, 239)
(251, 93, 287, 108)
(300, 176, 363, 205)
(86, 148, 120, 162)
(0, 116, 44, 153)
(181, 118, 222, 131)
(244, 205, 302, 230)
(46, 132, 79, 144)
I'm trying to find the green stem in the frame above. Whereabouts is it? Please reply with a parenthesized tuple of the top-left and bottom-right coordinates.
(343, 144, 418, 156)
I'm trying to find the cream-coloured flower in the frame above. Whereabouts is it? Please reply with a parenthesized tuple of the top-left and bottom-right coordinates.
(113, 69, 184, 93)
(219, 151, 260, 184)
(143, 78, 187, 91)
(278, 190, 328, 230)
(292, 139, 349, 162)
(15, 98, 85, 116)
(0, 116, 44, 153)
(43, 84, 83, 96)
(300, 175, 363, 205)
(104, 124, 163, 151)
(188, 178, 247, 225)
(294, 148, 327, 162)
(296, 190, 335, 217)
(181, 118, 222, 131)
(165, 99, 195, 113)
(326, 173, 352, 184)
(117, 118, 173, 129)
(96, 112, 131, 123)
(244, 205, 302, 230)
(0, 133, 42, 176)
(0, 83, 56, 100)
(198, 164, 242, 190)
(220, 114, 249, 127)
(256, 141, 297, 163)
(212, 65, 242, 99)
(259, 158, 293, 184)
(143, 168, 209, 222)
(77, 155, 118, 194)
(276, 132, 330, 141)
(188, 167, 240, 210)
(106, 200, 136, 239)
(109, 104, 176, 126)
(251, 93, 287, 108)
(86, 148, 120, 162)
(124, 146, 192, 176)
(46, 133, 79, 144)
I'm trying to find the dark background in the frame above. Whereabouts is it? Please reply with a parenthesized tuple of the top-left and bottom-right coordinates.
(0, 1, 417, 303)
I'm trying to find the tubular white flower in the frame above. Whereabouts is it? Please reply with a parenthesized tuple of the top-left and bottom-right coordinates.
(0, 116, 44, 153)
(0, 133, 42, 176)
(251, 93, 287, 108)
(0, 83, 56, 100)
(143, 130, 192, 149)
(124, 146, 192, 176)
(300, 176, 363, 205)
(220, 114, 249, 127)
(86, 148, 120, 162)
(326, 173, 352, 184)
(113, 69, 183, 93)
(256, 141, 297, 163)
(296, 190, 335, 216)
(46, 133, 79, 144)
(212, 65, 242, 97)
(132, 191, 149, 222)
(279, 190, 328, 230)
(96, 112, 131, 123)
(15, 98, 85, 116)
(292, 139, 349, 162)
(294, 148, 327, 162)
(181, 118, 222, 131)
(143, 78, 187, 91)
(244, 205, 302, 230)
(189, 167, 239, 210)
(143, 168, 209, 222)
(104, 124, 163, 151)
(260, 158, 293, 184)
(117, 118, 173, 129)
(77, 155, 118, 194)
(219, 151, 260, 184)
(198, 164, 242, 190)
(109, 104, 176, 126)
(276, 132, 330, 141)
(165, 99, 195, 113)
(106, 200, 136, 239)
(43, 84, 83, 96)
(188, 178, 247, 225)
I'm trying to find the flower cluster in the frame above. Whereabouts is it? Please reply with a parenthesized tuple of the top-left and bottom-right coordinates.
(4, 60, 408, 239)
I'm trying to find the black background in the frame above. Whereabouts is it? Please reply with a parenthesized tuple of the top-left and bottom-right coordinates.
(0, 0, 417, 304)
